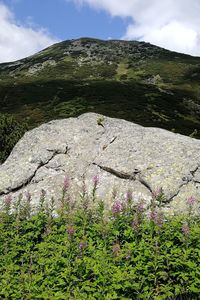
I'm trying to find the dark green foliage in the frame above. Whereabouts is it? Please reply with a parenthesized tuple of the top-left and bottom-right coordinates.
(0, 189, 200, 299)
(1, 78, 200, 137)
(0, 113, 27, 163)
(1, 38, 200, 140)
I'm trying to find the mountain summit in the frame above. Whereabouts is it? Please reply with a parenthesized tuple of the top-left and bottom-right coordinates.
(1, 38, 200, 137)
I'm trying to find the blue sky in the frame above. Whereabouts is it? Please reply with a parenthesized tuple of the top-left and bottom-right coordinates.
(5, 0, 129, 41)
(0, 0, 200, 62)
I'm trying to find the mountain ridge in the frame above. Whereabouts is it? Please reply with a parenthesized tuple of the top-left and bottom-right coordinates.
(1, 37, 200, 138)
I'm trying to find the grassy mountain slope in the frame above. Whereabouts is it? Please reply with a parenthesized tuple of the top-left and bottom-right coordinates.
(1, 37, 200, 137)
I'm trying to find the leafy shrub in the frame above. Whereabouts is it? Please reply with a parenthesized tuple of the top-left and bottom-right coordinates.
(0, 113, 27, 163)
(120, 74, 128, 80)
(0, 180, 200, 299)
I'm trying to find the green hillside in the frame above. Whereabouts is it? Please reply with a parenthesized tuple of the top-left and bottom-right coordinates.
(1, 37, 200, 137)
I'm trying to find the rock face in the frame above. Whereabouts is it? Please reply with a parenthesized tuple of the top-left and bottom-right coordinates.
(1, 113, 200, 213)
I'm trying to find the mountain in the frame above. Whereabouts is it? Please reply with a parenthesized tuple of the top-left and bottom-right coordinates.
(1, 37, 200, 137)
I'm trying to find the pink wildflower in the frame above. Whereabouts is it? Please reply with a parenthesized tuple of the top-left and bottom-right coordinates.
(150, 209, 158, 221)
(149, 209, 164, 226)
(79, 240, 88, 251)
(4, 195, 12, 206)
(92, 175, 99, 187)
(151, 188, 163, 199)
(81, 182, 87, 195)
(125, 190, 133, 202)
(111, 200, 123, 215)
(80, 180, 88, 208)
(182, 223, 190, 236)
(25, 191, 31, 202)
(186, 196, 196, 206)
(63, 175, 70, 193)
(66, 224, 75, 239)
(137, 200, 145, 213)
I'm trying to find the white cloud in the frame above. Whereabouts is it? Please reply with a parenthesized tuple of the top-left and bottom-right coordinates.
(0, 3, 58, 63)
(72, 0, 200, 56)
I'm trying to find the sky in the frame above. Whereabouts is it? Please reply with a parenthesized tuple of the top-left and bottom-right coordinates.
(0, 0, 200, 62)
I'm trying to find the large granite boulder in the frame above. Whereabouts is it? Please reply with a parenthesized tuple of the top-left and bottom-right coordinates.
(0, 112, 200, 213)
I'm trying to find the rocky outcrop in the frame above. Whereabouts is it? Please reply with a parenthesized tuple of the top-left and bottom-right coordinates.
(1, 113, 200, 213)
(26, 60, 57, 76)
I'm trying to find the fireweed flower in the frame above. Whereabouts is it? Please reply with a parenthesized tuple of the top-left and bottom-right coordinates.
(186, 196, 196, 206)
(136, 200, 145, 213)
(4, 195, 12, 213)
(92, 175, 99, 188)
(81, 181, 87, 195)
(92, 175, 100, 202)
(63, 175, 70, 193)
(4, 195, 12, 207)
(112, 242, 120, 257)
(79, 240, 88, 252)
(24, 191, 32, 217)
(150, 209, 158, 221)
(132, 215, 140, 230)
(82, 198, 89, 211)
(66, 224, 75, 240)
(156, 211, 164, 226)
(25, 191, 31, 203)
(80, 180, 88, 200)
(125, 190, 133, 202)
(111, 200, 123, 216)
(182, 223, 190, 236)
(79, 179, 89, 209)
(149, 209, 164, 226)
(151, 188, 163, 199)
(39, 189, 46, 210)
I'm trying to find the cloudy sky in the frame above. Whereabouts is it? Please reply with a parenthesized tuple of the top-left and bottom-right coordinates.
(0, 0, 200, 62)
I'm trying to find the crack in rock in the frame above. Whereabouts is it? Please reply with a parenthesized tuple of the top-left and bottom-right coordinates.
(81, 135, 118, 180)
(93, 163, 153, 193)
(44, 165, 66, 173)
(164, 164, 200, 203)
(0, 146, 69, 197)
(31, 161, 67, 185)
(190, 165, 200, 177)
(102, 136, 117, 150)
(93, 163, 139, 179)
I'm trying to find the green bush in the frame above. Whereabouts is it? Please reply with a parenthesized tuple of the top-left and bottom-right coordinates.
(0, 113, 27, 163)
(0, 181, 200, 299)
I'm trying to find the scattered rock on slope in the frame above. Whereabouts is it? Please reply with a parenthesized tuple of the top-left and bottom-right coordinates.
(0, 113, 200, 213)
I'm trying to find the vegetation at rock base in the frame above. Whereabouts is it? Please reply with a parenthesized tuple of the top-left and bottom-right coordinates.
(0, 178, 200, 299)
(0, 113, 27, 163)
